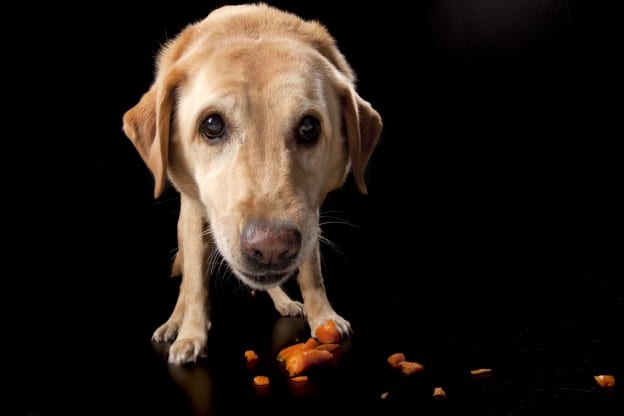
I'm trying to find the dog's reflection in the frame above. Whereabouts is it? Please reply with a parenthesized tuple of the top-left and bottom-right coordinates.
(152, 341, 215, 416)
(152, 316, 334, 412)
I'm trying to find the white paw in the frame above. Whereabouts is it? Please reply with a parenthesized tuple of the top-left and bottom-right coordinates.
(152, 321, 180, 342)
(274, 300, 304, 317)
(168, 337, 207, 365)
(308, 311, 352, 340)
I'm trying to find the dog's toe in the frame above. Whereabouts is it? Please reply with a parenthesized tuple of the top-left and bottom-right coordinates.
(275, 300, 304, 317)
(152, 321, 180, 342)
(168, 337, 207, 365)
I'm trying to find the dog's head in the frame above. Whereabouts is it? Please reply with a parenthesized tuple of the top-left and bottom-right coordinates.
(123, 4, 382, 289)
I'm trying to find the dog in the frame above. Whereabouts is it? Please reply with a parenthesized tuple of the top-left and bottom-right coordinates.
(122, 3, 382, 364)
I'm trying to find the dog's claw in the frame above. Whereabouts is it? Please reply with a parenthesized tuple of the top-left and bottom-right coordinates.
(168, 337, 206, 365)
(275, 300, 304, 317)
(152, 321, 180, 342)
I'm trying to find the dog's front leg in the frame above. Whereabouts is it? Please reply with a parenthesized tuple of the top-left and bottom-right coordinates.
(298, 244, 352, 340)
(166, 195, 212, 365)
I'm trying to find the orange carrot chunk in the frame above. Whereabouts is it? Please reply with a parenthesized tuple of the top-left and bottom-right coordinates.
(285, 348, 333, 377)
(253, 375, 270, 386)
(470, 368, 492, 376)
(290, 375, 309, 383)
(398, 361, 425, 375)
(433, 386, 447, 400)
(303, 337, 320, 349)
(277, 338, 320, 362)
(277, 342, 306, 362)
(387, 352, 406, 369)
(315, 320, 340, 344)
(244, 350, 258, 362)
(594, 375, 616, 388)
(316, 343, 340, 353)
(244, 350, 259, 370)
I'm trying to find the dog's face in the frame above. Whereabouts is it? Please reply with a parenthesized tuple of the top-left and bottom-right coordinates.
(123, 5, 382, 289)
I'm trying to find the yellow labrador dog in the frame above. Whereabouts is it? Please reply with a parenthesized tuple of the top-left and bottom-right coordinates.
(123, 4, 382, 364)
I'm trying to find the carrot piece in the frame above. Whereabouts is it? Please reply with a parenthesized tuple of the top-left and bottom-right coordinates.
(244, 350, 258, 362)
(470, 368, 492, 376)
(285, 348, 333, 376)
(253, 375, 270, 386)
(290, 375, 309, 383)
(594, 375, 616, 388)
(398, 360, 425, 375)
(433, 386, 447, 400)
(387, 352, 406, 368)
(277, 338, 320, 362)
(316, 343, 339, 353)
(315, 320, 340, 344)
(303, 337, 320, 349)
(244, 349, 259, 370)
(277, 342, 305, 362)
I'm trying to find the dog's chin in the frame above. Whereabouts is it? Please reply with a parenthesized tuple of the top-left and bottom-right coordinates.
(232, 268, 298, 290)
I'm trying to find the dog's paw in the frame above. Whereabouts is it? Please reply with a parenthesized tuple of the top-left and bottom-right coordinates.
(308, 312, 352, 341)
(274, 299, 304, 317)
(152, 321, 180, 343)
(168, 337, 207, 365)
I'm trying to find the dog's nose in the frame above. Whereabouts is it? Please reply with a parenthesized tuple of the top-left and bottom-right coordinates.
(241, 220, 301, 267)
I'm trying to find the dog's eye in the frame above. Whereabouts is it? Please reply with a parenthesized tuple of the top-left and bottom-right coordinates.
(200, 114, 226, 142)
(296, 115, 321, 145)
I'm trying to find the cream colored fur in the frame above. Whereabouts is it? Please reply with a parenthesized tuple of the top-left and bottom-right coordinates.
(123, 4, 381, 365)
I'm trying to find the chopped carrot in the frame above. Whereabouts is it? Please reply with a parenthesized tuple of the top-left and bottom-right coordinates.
(316, 343, 339, 353)
(303, 338, 320, 349)
(470, 368, 492, 376)
(277, 337, 320, 362)
(398, 360, 425, 375)
(253, 375, 270, 386)
(315, 320, 340, 344)
(433, 386, 447, 400)
(277, 342, 305, 362)
(244, 350, 258, 362)
(387, 352, 406, 369)
(244, 349, 259, 370)
(285, 348, 333, 376)
(594, 375, 616, 388)
(290, 375, 309, 382)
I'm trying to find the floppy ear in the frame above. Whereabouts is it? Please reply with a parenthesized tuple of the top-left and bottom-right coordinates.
(341, 87, 383, 195)
(122, 70, 181, 198)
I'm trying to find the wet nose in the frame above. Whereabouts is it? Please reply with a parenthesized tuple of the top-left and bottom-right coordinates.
(241, 220, 301, 267)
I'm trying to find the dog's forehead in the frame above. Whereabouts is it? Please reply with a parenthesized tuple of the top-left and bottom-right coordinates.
(183, 38, 329, 106)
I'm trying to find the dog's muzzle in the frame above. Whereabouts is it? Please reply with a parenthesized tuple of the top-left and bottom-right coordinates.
(236, 219, 301, 288)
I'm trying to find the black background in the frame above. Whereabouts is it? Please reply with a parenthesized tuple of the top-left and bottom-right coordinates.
(6, 1, 622, 415)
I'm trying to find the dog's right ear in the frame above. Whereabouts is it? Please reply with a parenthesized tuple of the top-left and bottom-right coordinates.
(122, 70, 181, 198)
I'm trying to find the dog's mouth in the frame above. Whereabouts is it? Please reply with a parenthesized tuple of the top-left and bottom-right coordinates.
(235, 268, 299, 289)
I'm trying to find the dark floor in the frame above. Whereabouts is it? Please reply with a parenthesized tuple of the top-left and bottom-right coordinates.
(4, 1, 622, 415)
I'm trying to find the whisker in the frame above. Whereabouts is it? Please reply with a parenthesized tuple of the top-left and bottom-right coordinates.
(152, 195, 181, 205)
(319, 234, 345, 258)
(319, 221, 361, 229)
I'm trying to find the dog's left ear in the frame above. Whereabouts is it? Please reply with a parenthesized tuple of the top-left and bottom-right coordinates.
(340, 86, 383, 195)
(122, 70, 182, 198)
